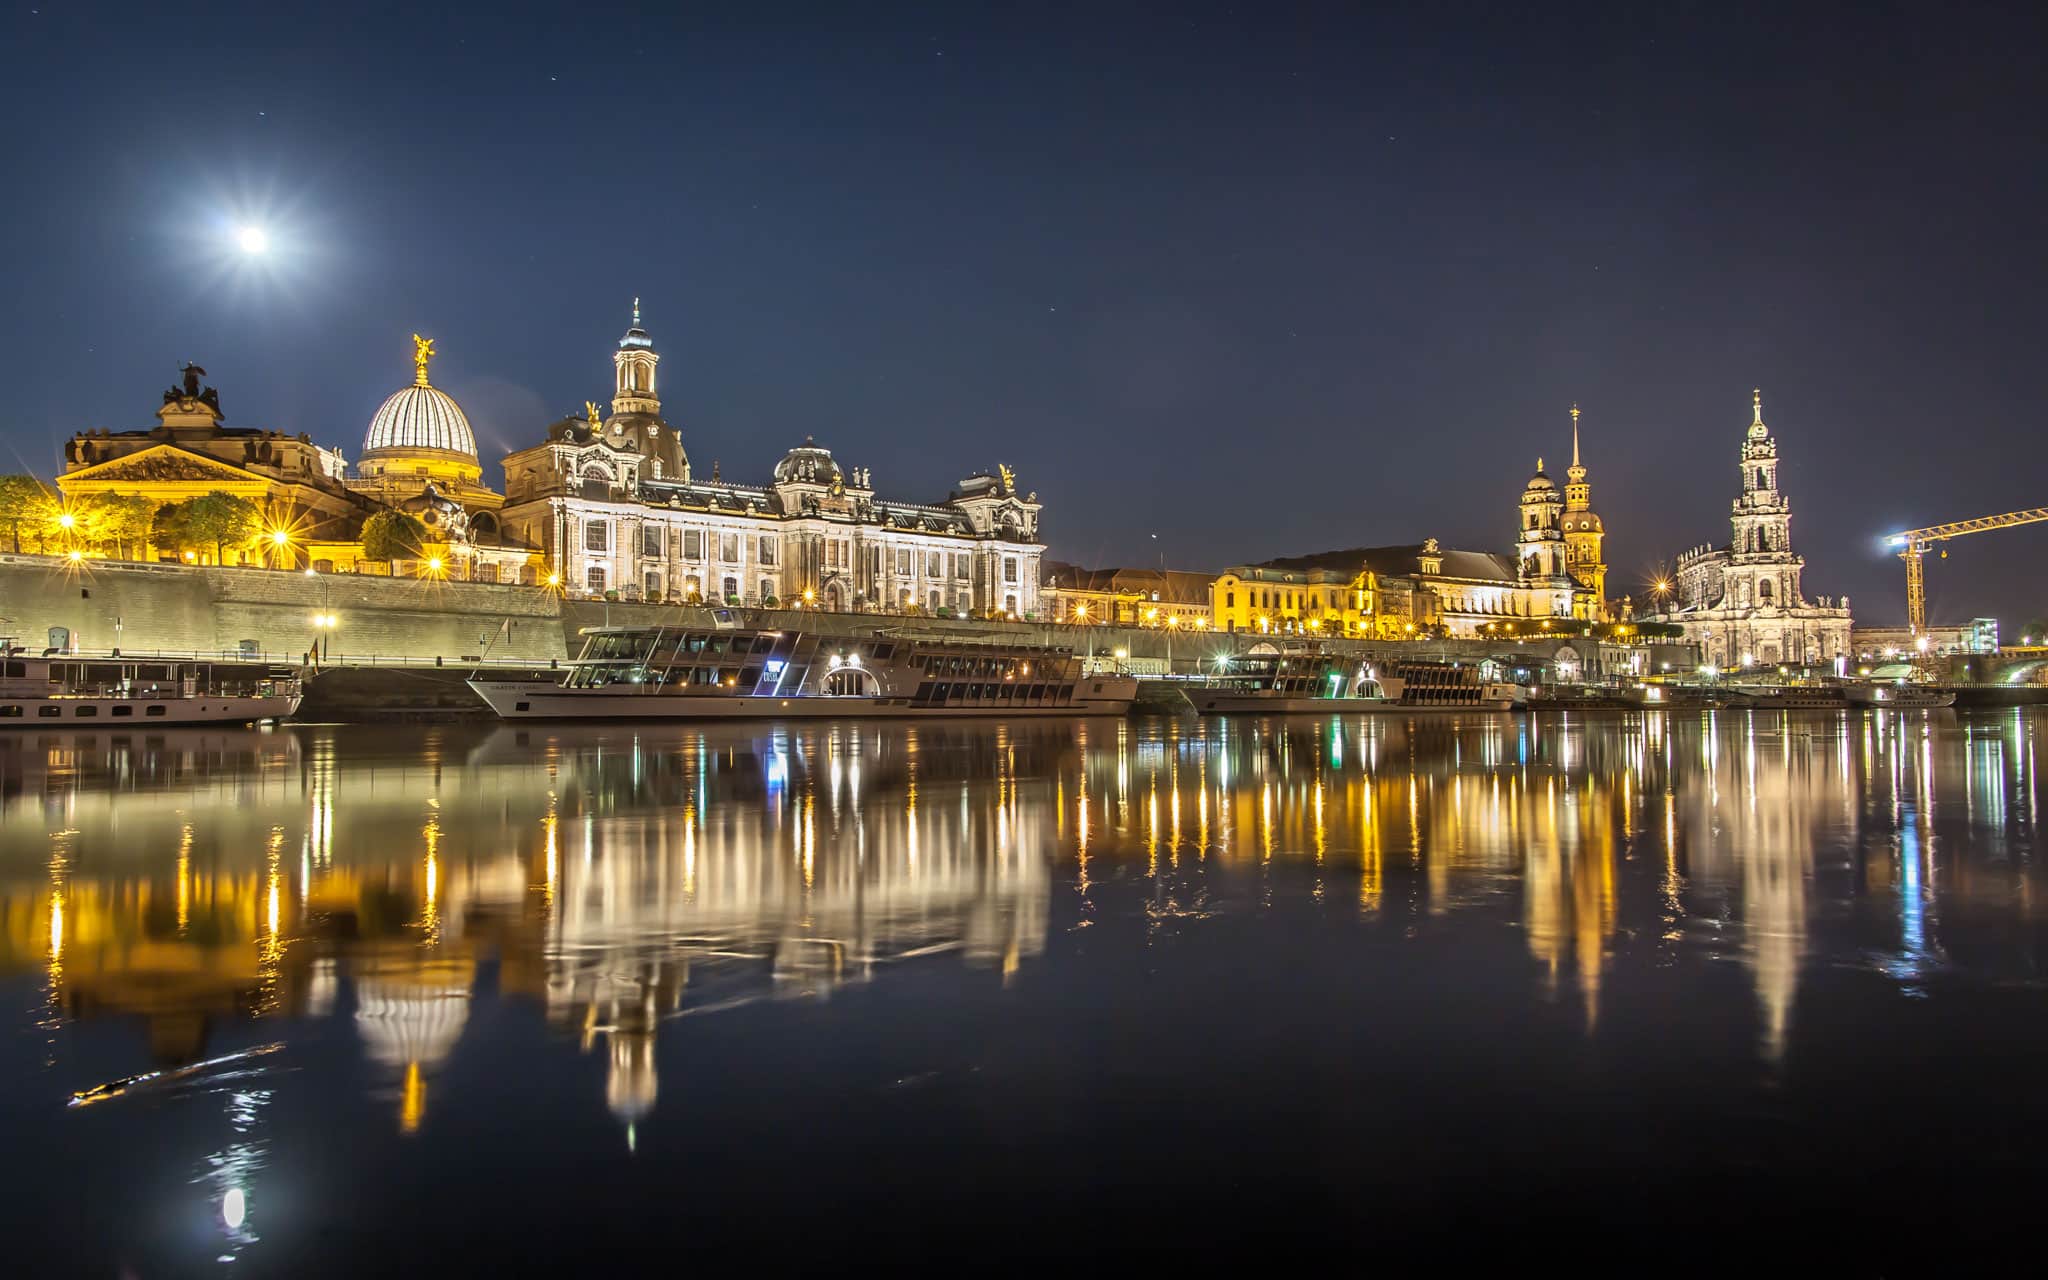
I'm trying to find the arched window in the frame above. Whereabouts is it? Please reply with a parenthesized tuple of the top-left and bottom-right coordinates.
(1759, 579, 1774, 604)
(721, 575, 738, 602)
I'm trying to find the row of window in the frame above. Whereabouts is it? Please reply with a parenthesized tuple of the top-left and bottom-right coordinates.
(581, 523, 779, 566)
(581, 567, 778, 602)
(1223, 588, 1354, 611)
(1, 703, 172, 718)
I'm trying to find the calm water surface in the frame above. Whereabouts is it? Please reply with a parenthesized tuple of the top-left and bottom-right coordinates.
(3, 710, 2047, 1271)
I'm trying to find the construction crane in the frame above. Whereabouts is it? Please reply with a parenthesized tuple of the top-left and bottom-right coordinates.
(1885, 507, 2048, 637)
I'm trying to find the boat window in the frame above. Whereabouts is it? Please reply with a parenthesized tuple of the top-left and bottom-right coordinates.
(0, 706, 19, 717)
(740, 666, 760, 688)
(871, 644, 894, 660)
(112, 705, 134, 717)
(39, 706, 60, 718)
(146, 705, 167, 717)
(75, 706, 98, 717)
(3, 661, 22, 677)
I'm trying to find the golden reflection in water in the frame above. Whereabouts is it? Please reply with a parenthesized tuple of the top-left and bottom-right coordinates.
(4, 711, 2046, 1114)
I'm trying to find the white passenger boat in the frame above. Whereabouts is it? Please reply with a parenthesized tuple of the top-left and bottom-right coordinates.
(1186, 655, 1520, 714)
(0, 651, 303, 726)
(469, 626, 1138, 719)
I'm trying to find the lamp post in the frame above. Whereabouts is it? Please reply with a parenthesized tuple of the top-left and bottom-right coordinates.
(310, 612, 338, 665)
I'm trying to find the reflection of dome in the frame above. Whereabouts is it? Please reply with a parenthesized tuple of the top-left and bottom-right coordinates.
(354, 963, 473, 1070)
(364, 384, 477, 459)
(773, 437, 840, 486)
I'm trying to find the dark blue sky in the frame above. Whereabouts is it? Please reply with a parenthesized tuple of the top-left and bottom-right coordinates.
(6, 1, 2045, 626)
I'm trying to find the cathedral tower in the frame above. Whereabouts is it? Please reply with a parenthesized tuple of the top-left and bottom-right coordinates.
(612, 297, 660, 417)
(1561, 404, 1607, 618)
(1727, 388, 1800, 609)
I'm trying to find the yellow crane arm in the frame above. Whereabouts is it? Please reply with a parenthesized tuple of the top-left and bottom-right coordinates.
(1887, 508, 2048, 545)
(1885, 507, 2048, 637)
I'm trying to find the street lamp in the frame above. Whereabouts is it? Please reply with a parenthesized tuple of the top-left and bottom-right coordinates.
(311, 612, 338, 663)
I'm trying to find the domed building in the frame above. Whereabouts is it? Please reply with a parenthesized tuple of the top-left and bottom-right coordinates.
(351, 336, 504, 517)
(500, 304, 1045, 614)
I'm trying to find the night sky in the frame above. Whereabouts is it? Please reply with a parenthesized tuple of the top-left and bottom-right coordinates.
(6, 2, 2045, 626)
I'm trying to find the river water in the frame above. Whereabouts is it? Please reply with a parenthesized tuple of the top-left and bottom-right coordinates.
(2, 709, 2045, 1270)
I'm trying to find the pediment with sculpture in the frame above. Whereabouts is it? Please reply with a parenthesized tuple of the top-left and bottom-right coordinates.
(63, 444, 265, 486)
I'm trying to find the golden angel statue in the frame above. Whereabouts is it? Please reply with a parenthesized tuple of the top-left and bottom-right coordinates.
(997, 463, 1016, 493)
(585, 401, 604, 429)
(411, 334, 436, 385)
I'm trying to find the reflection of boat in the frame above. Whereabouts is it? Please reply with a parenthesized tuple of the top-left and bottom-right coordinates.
(0, 651, 302, 727)
(1187, 656, 1518, 713)
(470, 626, 1136, 719)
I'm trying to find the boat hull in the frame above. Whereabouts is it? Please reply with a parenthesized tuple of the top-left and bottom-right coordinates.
(468, 679, 1136, 720)
(1187, 693, 1515, 714)
(0, 693, 301, 727)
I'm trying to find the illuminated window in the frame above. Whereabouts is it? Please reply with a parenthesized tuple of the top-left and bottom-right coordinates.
(1003, 556, 1018, 584)
(720, 533, 739, 562)
(586, 566, 607, 593)
(759, 535, 777, 566)
(895, 548, 912, 576)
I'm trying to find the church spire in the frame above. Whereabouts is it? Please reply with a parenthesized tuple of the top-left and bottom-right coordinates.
(632, 296, 641, 327)
(1571, 403, 1581, 468)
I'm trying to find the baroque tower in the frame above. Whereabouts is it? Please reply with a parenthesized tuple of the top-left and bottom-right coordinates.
(1517, 458, 1568, 582)
(613, 297, 660, 417)
(1561, 404, 1608, 618)
(1726, 388, 1801, 609)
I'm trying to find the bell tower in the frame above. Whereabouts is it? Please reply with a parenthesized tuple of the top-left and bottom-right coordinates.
(612, 297, 660, 417)
(1561, 404, 1608, 617)
(1517, 458, 1567, 581)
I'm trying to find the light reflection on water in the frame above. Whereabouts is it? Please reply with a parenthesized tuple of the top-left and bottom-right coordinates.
(1, 708, 2045, 1263)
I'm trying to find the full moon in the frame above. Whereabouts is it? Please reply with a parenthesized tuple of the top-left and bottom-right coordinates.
(236, 225, 269, 254)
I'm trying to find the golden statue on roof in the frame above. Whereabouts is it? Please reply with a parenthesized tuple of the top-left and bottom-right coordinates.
(998, 462, 1016, 493)
(412, 334, 436, 386)
(585, 401, 604, 430)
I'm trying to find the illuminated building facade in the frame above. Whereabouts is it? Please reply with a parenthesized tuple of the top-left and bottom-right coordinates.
(53, 348, 540, 581)
(1040, 563, 1215, 629)
(1641, 391, 1852, 669)
(498, 308, 1045, 613)
(56, 363, 363, 556)
(1208, 416, 1608, 636)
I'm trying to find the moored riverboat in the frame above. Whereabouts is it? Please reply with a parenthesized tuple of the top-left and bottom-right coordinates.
(0, 650, 303, 726)
(469, 626, 1137, 719)
(1185, 655, 1519, 714)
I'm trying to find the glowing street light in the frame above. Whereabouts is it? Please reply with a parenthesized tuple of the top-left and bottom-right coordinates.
(58, 512, 75, 530)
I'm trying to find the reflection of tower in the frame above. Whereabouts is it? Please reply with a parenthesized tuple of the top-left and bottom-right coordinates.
(1678, 719, 1824, 1059)
(1519, 775, 1617, 1026)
